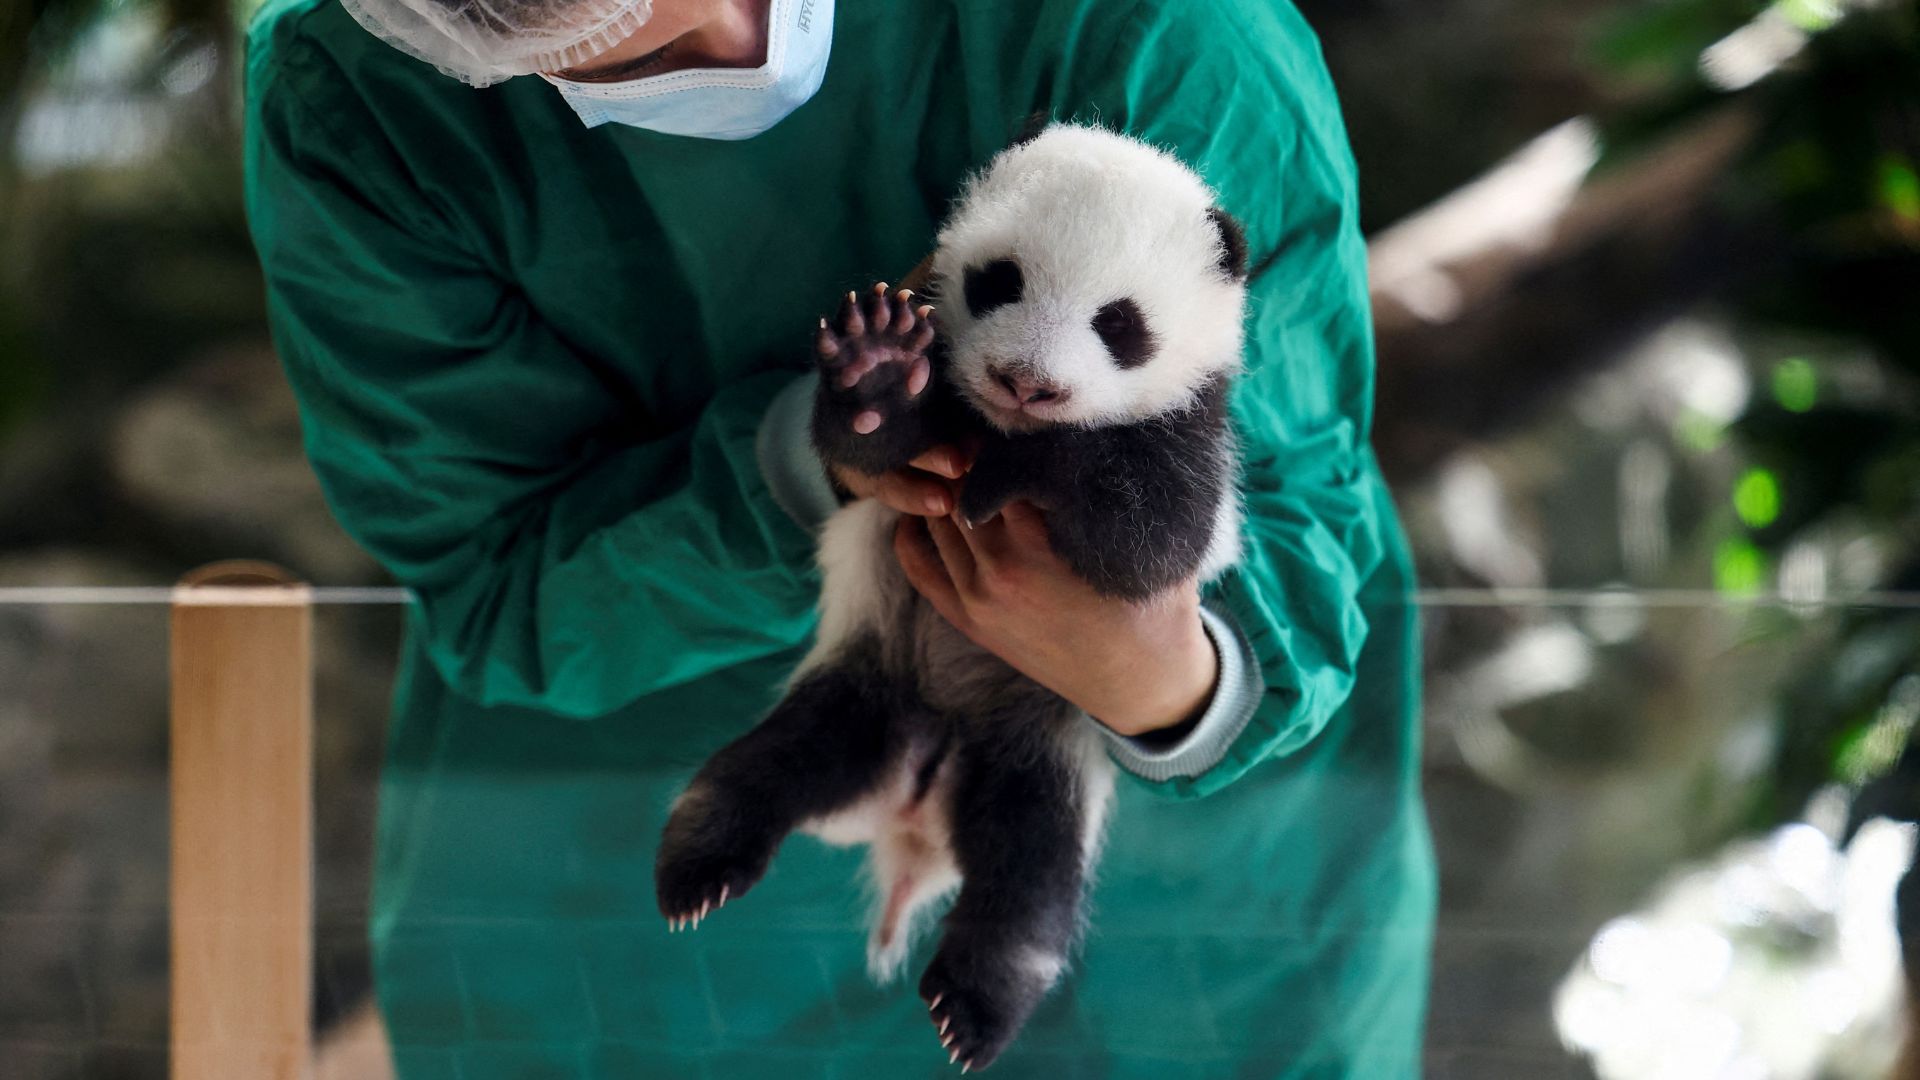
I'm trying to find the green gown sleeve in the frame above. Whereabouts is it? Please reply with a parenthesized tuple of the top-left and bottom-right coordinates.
(244, 65, 826, 720)
(1062, 0, 1390, 799)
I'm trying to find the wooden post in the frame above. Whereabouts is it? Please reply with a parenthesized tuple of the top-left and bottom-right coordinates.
(171, 561, 314, 1080)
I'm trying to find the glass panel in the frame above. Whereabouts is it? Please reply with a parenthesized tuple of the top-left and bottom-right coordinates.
(2, 592, 1913, 1078)
(0, 594, 171, 1080)
(1420, 596, 1916, 1079)
(312, 600, 405, 1072)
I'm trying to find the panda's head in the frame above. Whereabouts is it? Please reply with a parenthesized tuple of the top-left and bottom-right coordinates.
(929, 124, 1250, 433)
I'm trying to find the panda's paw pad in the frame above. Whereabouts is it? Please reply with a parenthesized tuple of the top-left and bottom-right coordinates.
(816, 282, 936, 434)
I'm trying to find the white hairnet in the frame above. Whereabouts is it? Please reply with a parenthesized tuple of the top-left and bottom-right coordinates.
(340, 0, 656, 87)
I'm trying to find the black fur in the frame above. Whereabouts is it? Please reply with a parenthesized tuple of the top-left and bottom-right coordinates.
(918, 692, 1090, 1069)
(963, 259, 1025, 316)
(654, 636, 920, 919)
(1207, 207, 1249, 281)
(959, 378, 1231, 599)
(1091, 297, 1156, 369)
(657, 627, 1099, 1072)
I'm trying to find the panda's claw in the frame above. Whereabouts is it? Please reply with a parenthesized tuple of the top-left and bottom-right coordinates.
(841, 291, 866, 337)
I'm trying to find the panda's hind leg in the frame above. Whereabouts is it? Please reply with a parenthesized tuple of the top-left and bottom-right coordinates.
(654, 637, 910, 928)
(919, 710, 1107, 1071)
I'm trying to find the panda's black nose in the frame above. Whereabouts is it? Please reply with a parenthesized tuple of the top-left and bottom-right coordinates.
(990, 365, 1069, 406)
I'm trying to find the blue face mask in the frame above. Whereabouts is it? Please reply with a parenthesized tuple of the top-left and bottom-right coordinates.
(541, 0, 834, 139)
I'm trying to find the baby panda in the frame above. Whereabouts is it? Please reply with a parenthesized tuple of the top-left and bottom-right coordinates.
(654, 123, 1250, 1071)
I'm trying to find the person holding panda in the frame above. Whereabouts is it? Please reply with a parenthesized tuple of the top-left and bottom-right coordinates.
(243, 0, 1436, 1075)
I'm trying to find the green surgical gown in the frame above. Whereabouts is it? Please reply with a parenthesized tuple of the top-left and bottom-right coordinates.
(242, 0, 1437, 1075)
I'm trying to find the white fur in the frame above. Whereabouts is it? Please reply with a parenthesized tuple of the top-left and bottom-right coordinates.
(1068, 726, 1117, 872)
(799, 743, 963, 983)
(797, 498, 908, 677)
(1198, 469, 1245, 585)
(1016, 946, 1067, 987)
(930, 124, 1248, 432)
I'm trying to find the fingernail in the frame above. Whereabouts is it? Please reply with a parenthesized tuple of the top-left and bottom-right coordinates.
(926, 495, 948, 515)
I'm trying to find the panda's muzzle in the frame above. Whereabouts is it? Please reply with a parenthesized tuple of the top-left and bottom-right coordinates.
(987, 363, 1071, 408)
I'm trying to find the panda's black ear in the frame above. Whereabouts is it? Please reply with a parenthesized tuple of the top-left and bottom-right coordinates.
(1207, 207, 1249, 281)
(1009, 111, 1053, 150)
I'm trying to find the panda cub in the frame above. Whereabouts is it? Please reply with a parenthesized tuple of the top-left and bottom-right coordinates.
(654, 123, 1251, 1070)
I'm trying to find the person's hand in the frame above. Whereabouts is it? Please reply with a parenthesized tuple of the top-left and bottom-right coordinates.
(831, 445, 970, 516)
(892, 500, 1218, 737)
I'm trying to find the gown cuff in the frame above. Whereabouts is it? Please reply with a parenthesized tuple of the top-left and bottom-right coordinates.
(755, 372, 841, 533)
(1092, 601, 1265, 783)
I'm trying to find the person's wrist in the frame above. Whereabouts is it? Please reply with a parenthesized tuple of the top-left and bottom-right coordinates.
(1093, 611, 1217, 738)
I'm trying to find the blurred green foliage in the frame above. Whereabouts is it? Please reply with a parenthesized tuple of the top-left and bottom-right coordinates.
(1592, 0, 1920, 823)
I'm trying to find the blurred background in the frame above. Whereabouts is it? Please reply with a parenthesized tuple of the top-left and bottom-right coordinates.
(1, 0, 1917, 1077)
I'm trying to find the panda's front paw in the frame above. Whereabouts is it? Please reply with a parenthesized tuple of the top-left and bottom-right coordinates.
(817, 282, 936, 431)
(812, 283, 939, 476)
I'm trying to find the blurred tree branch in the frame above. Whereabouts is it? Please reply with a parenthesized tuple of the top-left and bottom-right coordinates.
(1370, 106, 1763, 485)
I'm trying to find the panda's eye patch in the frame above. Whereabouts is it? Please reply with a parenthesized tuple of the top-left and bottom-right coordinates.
(963, 259, 1024, 316)
(1091, 298, 1154, 369)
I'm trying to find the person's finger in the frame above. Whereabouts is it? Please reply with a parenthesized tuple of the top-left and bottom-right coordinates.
(894, 517, 967, 626)
(872, 470, 953, 516)
(952, 507, 1014, 569)
(908, 445, 967, 480)
(1000, 499, 1052, 553)
(953, 435, 983, 473)
(924, 512, 979, 597)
